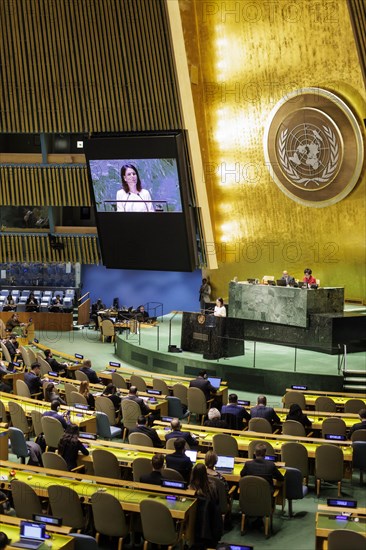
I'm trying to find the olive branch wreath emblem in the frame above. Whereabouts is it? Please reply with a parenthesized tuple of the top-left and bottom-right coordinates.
(278, 126, 339, 186)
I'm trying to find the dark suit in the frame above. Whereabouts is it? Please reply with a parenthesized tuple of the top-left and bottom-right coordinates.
(221, 403, 251, 425)
(5, 341, 17, 362)
(129, 425, 164, 448)
(189, 376, 217, 401)
(42, 409, 70, 430)
(240, 457, 284, 490)
(286, 411, 312, 428)
(165, 429, 198, 447)
(46, 356, 66, 375)
(166, 451, 192, 481)
(250, 405, 280, 426)
(80, 366, 101, 384)
(140, 470, 163, 485)
(24, 371, 43, 395)
(123, 394, 150, 416)
(349, 420, 366, 437)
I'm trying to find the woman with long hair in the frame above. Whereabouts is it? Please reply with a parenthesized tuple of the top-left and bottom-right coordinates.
(116, 163, 154, 212)
(189, 463, 222, 549)
(44, 382, 66, 405)
(102, 383, 121, 413)
(57, 425, 89, 471)
(78, 380, 95, 409)
(286, 403, 312, 429)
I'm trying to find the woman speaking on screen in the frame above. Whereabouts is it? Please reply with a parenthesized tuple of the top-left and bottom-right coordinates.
(116, 163, 154, 212)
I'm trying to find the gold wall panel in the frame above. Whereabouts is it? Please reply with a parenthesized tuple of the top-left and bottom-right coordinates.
(180, 0, 366, 301)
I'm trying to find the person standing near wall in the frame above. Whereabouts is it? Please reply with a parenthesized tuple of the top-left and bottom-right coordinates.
(199, 278, 211, 312)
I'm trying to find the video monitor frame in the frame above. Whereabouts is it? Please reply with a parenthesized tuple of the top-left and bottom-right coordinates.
(86, 131, 199, 271)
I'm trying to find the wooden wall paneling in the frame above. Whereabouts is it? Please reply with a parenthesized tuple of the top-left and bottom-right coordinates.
(89, 1, 110, 132)
(125, 1, 150, 129)
(22, 0, 38, 131)
(74, 2, 96, 131)
(44, 167, 51, 206)
(104, 1, 124, 130)
(3, 4, 19, 131)
(110, 4, 130, 130)
(97, 0, 115, 130)
(85, 3, 102, 131)
(347, 0, 366, 87)
(116, 4, 138, 130)
(92, 234, 99, 264)
(10, 3, 26, 131)
(57, 1, 73, 131)
(43, 0, 60, 130)
(39, 1, 55, 131)
(61, 0, 79, 132)
(0, 5, 11, 131)
(31, 4, 48, 132)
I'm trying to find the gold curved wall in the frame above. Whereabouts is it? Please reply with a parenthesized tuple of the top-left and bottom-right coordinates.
(180, 0, 366, 301)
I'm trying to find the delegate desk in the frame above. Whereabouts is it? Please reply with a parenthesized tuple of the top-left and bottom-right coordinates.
(154, 421, 354, 476)
(51, 377, 169, 417)
(0, 392, 97, 433)
(0, 462, 196, 537)
(0, 515, 73, 550)
(0, 428, 8, 460)
(98, 366, 229, 403)
(76, 437, 285, 485)
(284, 388, 366, 411)
(0, 311, 73, 333)
(274, 409, 360, 431)
(315, 505, 366, 549)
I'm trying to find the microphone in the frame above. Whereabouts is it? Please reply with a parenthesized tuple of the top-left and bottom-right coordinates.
(137, 193, 149, 211)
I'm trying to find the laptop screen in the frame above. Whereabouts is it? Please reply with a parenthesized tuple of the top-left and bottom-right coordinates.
(20, 521, 46, 541)
(207, 377, 221, 389)
(276, 279, 287, 286)
(216, 455, 235, 470)
(185, 450, 197, 463)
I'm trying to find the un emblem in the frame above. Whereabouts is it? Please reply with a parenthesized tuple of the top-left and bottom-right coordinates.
(264, 88, 364, 207)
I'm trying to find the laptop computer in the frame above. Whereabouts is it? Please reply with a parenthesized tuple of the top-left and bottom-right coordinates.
(276, 279, 287, 286)
(185, 450, 198, 463)
(216, 455, 235, 474)
(207, 376, 222, 390)
(12, 521, 47, 549)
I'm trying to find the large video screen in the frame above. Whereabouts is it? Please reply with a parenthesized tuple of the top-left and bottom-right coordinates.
(86, 132, 198, 271)
(89, 158, 182, 213)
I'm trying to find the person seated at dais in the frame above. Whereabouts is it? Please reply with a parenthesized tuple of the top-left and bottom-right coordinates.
(122, 385, 151, 416)
(25, 292, 39, 312)
(166, 437, 193, 481)
(58, 425, 89, 471)
(189, 369, 217, 402)
(42, 400, 72, 430)
(44, 348, 67, 376)
(303, 268, 317, 286)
